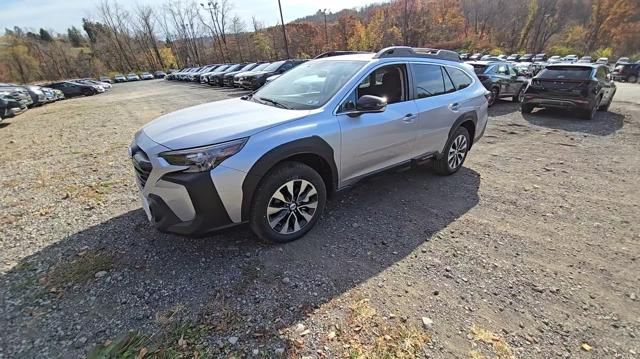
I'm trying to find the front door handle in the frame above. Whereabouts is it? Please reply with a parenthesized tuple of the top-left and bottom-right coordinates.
(402, 113, 416, 123)
(449, 103, 460, 111)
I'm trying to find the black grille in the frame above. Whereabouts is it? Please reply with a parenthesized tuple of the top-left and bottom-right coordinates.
(132, 149, 152, 187)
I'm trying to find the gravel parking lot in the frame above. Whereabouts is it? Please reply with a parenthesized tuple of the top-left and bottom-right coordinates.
(1, 80, 639, 358)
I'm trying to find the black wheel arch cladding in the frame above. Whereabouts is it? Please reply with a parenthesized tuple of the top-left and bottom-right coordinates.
(241, 136, 338, 221)
(444, 111, 477, 155)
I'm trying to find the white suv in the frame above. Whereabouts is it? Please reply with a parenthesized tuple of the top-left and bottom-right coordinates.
(130, 47, 489, 242)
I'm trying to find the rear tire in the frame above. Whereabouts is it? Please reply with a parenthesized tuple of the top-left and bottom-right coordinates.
(432, 126, 470, 176)
(249, 161, 327, 243)
(583, 99, 599, 120)
(628, 75, 637, 83)
(521, 103, 534, 114)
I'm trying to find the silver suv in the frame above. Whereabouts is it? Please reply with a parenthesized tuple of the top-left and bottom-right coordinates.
(130, 47, 489, 243)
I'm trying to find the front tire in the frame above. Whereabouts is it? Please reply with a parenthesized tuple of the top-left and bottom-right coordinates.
(249, 162, 326, 243)
(488, 87, 499, 107)
(628, 75, 637, 83)
(432, 126, 470, 176)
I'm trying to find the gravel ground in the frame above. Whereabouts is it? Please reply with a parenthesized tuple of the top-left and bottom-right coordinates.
(1, 80, 639, 358)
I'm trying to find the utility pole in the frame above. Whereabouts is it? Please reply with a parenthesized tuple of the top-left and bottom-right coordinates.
(278, 0, 290, 58)
(320, 9, 329, 48)
(403, 0, 408, 45)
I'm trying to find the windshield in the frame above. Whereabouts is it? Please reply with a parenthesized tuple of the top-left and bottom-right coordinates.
(537, 66, 593, 80)
(239, 63, 256, 71)
(251, 63, 270, 72)
(263, 61, 285, 72)
(252, 59, 366, 110)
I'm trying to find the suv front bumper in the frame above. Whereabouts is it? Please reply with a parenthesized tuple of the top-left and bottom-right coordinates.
(130, 131, 247, 235)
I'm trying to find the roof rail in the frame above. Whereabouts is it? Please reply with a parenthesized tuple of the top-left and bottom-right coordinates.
(373, 46, 461, 62)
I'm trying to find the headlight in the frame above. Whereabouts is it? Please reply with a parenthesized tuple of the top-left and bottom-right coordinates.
(160, 138, 248, 173)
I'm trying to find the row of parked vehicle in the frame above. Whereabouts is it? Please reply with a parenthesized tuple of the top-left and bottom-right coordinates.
(0, 77, 118, 123)
(165, 60, 311, 90)
(461, 52, 640, 83)
(0, 83, 64, 122)
(107, 71, 167, 83)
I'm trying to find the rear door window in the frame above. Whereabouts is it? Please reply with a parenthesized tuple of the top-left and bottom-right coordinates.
(444, 67, 473, 90)
(412, 64, 445, 98)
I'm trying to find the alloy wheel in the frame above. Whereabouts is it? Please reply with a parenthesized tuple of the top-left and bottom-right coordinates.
(267, 179, 318, 234)
(489, 88, 498, 106)
(447, 134, 468, 170)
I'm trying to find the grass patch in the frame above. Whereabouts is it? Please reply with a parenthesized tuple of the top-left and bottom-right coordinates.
(44, 250, 116, 289)
(89, 323, 214, 359)
(469, 325, 515, 359)
(314, 299, 431, 359)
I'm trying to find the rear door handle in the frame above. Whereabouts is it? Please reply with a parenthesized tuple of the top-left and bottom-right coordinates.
(449, 103, 460, 111)
(402, 113, 417, 123)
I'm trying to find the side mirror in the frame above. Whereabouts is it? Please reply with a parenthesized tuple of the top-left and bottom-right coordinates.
(355, 95, 387, 114)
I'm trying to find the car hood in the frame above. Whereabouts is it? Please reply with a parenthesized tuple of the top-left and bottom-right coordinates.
(142, 98, 310, 149)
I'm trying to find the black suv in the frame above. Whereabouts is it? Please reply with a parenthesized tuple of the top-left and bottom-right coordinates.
(521, 64, 616, 120)
(239, 60, 306, 90)
(469, 61, 528, 106)
(612, 63, 639, 83)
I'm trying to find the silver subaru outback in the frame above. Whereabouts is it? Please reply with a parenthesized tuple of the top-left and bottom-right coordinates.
(130, 46, 489, 243)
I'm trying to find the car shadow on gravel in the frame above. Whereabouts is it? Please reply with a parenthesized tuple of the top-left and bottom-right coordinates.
(1, 165, 480, 356)
(522, 109, 625, 136)
(488, 101, 521, 117)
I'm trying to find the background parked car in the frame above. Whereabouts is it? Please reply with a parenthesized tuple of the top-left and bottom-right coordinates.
(126, 73, 140, 81)
(520, 53, 534, 62)
(153, 71, 166, 79)
(222, 63, 262, 87)
(563, 55, 579, 63)
(233, 63, 271, 87)
(547, 55, 562, 64)
(113, 74, 127, 83)
(521, 64, 616, 120)
(615, 57, 630, 66)
(533, 53, 547, 62)
(208, 63, 248, 86)
(140, 72, 154, 80)
(239, 60, 307, 90)
(46, 81, 98, 97)
(99, 76, 112, 84)
(506, 54, 520, 61)
(0, 89, 29, 121)
(595, 57, 609, 65)
(22, 85, 48, 107)
(612, 63, 639, 82)
(578, 56, 593, 63)
(469, 61, 528, 106)
(0, 84, 33, 108)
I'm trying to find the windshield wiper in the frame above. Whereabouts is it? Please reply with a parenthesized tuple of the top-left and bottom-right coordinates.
(256, 96, 290, 109)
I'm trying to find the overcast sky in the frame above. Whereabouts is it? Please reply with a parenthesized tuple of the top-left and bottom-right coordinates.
(0, 0, 377, 34)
